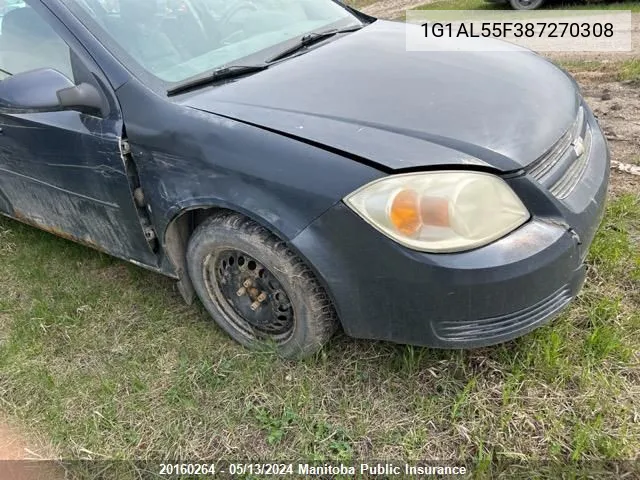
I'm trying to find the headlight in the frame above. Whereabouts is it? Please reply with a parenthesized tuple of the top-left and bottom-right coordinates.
(344, 171, 530, 253)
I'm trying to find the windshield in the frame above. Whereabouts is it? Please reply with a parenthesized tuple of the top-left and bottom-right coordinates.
(62, 0, 362, 84)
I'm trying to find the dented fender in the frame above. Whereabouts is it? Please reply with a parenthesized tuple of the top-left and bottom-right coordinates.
(113, 79, 385, 278)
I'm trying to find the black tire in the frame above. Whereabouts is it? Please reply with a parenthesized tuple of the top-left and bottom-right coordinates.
(509, 0, 544, 9)
(186, 211, 338, 359)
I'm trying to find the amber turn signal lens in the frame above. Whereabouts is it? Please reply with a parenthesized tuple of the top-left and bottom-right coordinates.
(389, 189, 421, 235)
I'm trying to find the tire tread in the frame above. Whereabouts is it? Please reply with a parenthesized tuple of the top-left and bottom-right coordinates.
(187, 211, 337, 358)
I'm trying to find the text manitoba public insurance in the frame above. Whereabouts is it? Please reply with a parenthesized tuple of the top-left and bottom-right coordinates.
(299, 463, 467, 476)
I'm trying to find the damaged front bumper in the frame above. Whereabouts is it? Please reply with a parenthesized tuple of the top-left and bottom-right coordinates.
(291, 108, 609, 349)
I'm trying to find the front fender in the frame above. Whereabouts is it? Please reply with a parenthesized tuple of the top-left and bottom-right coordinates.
(115, 79, 383, 277)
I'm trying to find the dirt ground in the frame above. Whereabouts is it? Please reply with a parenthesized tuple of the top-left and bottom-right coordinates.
(0, 423, 29, 460)
(578, 75, 640, 195)
(0, 422, 64, 479)
(0, 423, 54, 480)
(0, 419, 57, 460)
(361, 0, 429, 18)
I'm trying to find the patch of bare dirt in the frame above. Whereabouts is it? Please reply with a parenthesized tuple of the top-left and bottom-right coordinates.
(0, 423, 62, 480)
(574, 75, 640, 195)
(0, 423, 29, 460)
(361, 0, 430, 19)
(0, 420, 57, 460)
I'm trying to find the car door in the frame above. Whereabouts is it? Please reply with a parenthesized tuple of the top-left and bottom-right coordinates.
(0, 1, 159, 267)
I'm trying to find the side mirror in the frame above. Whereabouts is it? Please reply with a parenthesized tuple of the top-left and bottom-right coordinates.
(0, 68, 104, 116)
(57, 83, 104, 115)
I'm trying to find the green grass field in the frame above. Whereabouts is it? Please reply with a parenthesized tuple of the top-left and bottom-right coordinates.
(0, 184, 638, 474)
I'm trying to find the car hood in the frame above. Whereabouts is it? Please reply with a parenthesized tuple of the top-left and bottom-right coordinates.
(178, 20, 580, 172)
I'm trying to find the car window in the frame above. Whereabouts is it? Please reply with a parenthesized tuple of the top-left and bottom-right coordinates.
(62, 0, 362, 84)
(0, 4, 74, 81)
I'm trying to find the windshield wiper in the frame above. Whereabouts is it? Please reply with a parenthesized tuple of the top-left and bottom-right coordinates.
(266, 25, 364, 64)
(167, 64, 268, 96)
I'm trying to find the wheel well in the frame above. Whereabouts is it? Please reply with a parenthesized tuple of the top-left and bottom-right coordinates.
(164, 207, 342, 330)
(164, 207, 341, 329)
(164, 207, 225, 303)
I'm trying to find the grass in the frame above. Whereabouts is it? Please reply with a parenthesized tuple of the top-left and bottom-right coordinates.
(416, 0, 640, 12)
(618, 58, 640, 82)
(0, 186, 638, 476)
(554, 58, 640, 83)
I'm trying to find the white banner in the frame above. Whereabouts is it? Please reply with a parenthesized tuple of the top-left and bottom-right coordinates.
(406, 10, 632, 52)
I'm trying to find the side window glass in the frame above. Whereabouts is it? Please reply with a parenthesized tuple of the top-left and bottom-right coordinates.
(0, 4, 74, 81)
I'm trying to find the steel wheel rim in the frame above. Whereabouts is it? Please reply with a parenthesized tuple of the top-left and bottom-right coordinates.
(203, 249, 295, 344)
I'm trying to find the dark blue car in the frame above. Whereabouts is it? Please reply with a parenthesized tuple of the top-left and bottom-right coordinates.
(0, 0, 609, 358)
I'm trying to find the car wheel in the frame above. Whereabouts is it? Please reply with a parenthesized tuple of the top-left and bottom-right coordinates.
(509, 0, 544, 9)
(186, 211, 338, 359)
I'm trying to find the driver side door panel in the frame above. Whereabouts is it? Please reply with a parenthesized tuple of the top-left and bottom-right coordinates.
(0, 111, 157, 264)
(0, 2, 159, 266)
